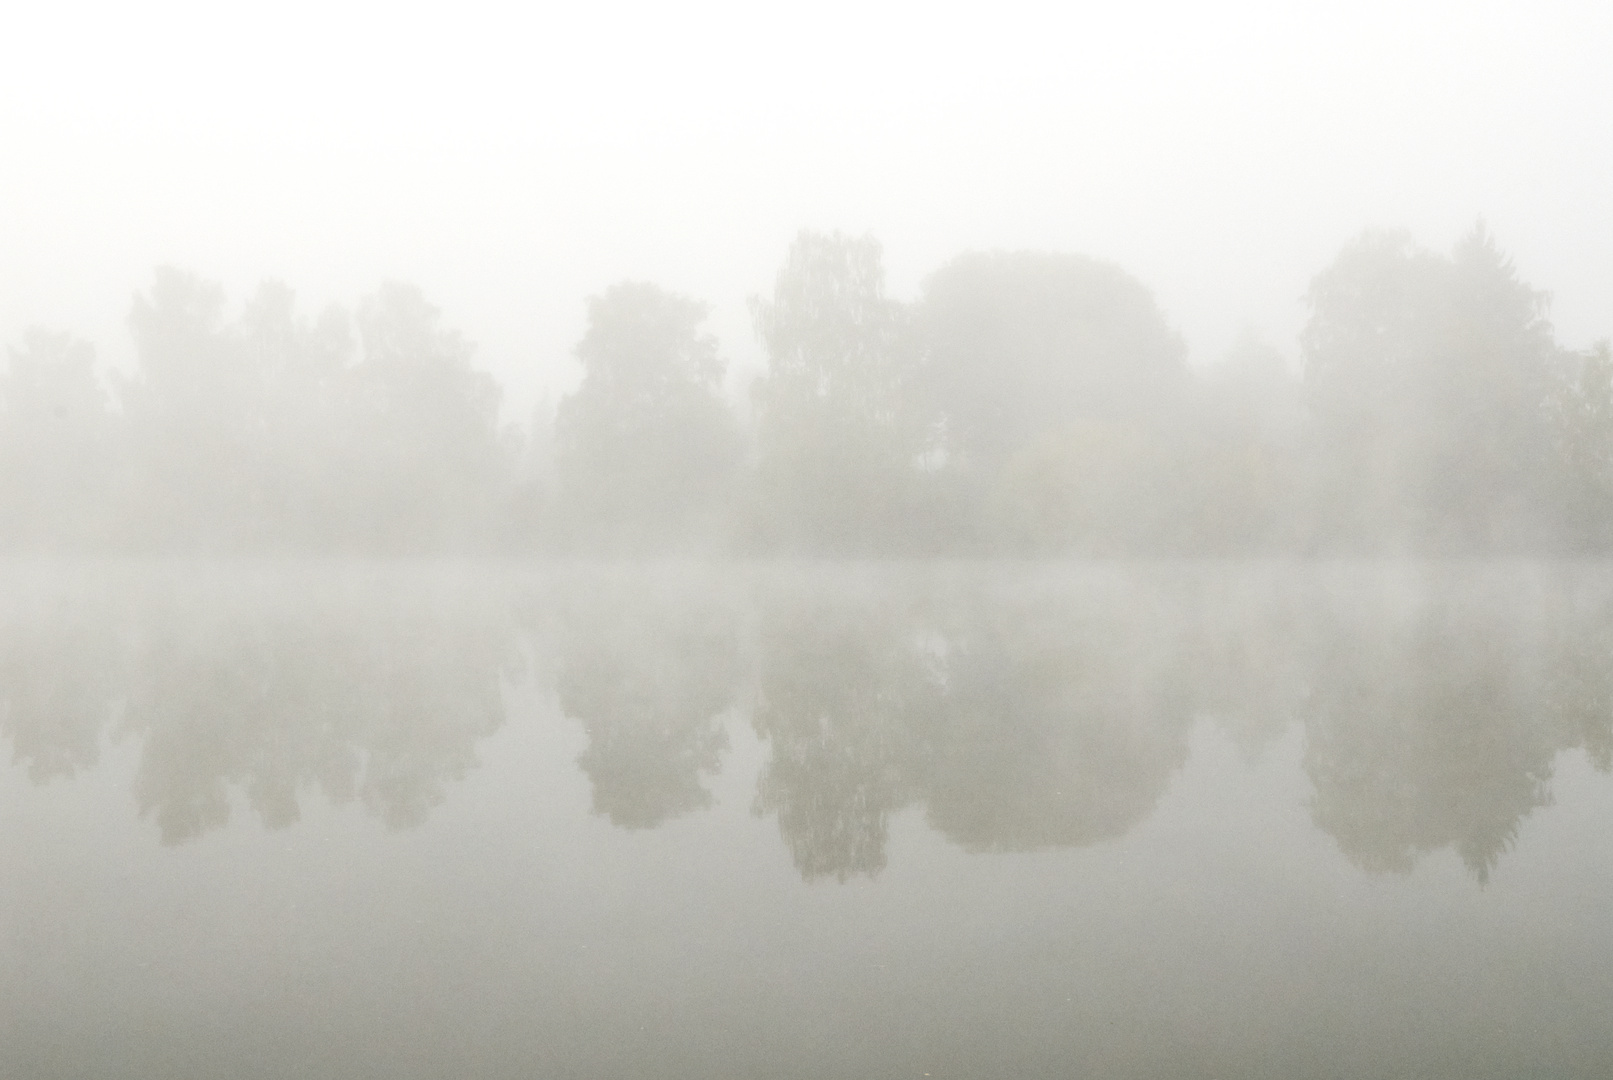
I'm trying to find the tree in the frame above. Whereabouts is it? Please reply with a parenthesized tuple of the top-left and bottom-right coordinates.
(115, 271, 515, 553)
(917, 250, 1187, 552)
(993, 421, 1165, 555)
(919, 250, 1187, 473)
(232, 280, 356, 547)
(1169, 331, 1310, 554)
(1547, 339, 1613, 551)
(0, 329, 115, 550)
(749, 230, 935, 553)
(116, 269, 366, 550)
(1302, 225, 1568, 552)
(553, 282, 742, 552)
(117, 268, 255, 548)
(344, 282, 512, 552)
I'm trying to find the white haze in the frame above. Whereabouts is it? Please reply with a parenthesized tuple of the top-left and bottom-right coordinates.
(4, 0, 1611, 418)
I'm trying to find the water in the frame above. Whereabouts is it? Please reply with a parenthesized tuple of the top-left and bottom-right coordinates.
(3, 561, 1611, 1078)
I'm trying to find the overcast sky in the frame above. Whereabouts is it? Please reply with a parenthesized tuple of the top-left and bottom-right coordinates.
(4, 0, 1610, 418)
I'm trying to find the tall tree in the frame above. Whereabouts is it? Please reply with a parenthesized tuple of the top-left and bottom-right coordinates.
(0, 330, 115, 550)
(553, 282, 742, 552)
(118, 268, 257, 548)
(1547, 339, 1613, 551)
(117, 270, 364, 550)
(749, 230, 935, 553)
(1170, 331, 1310, 554)
(1302, 225, 1567, 552)
(345, 282, 511, 552)
(920, 250, 1186, 471)
(918, 251, 1187, 552)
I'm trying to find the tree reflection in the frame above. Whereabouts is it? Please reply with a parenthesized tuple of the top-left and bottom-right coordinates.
(4, 566, 1612, 880)
(124, 575, 517, 842)
(555, 578, 740, 828)
(1301, 571, 1611, 883)
(750, 582, 941, 880)
(750, 574, 1194, 875)
(922, 580, 1192, 851)
(0, 574, 126, 781)
(1, 569, 517, 844)
(1542, 583, 1613, 773)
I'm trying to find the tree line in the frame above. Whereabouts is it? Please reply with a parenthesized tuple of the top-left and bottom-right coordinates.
(4, 224, 1609, 555)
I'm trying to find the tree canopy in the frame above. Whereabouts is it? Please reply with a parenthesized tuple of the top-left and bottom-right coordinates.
(0, 223, 1606, 557)
(748, 230, 937, 553)
(1303, 224, 1568, 552)
(554, 282, 742, 552)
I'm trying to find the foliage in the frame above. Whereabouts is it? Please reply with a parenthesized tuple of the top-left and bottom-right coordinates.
(1302, 224, 1568, 552)
(554, 282, 742, 552)
(919, 250, 1187, 470)
(0, 329, 114, 549)
(749, 230, 936, 553)
(1, 223, 1607, 556)
(1548, 340, 1613, 550)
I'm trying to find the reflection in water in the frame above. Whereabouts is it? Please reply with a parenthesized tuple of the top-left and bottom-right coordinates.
(1300, 569, 1612, 883)
(555, 575, 739, 828)
(3, 563, 1611, 880)
(1, 567, 518, 843)
(0, 572, 126, 782)
(922, 577, 1191, 852)
(750, 582, 940, 880)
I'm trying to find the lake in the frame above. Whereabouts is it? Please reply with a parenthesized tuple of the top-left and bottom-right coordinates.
(3, 561, 1611, 1079)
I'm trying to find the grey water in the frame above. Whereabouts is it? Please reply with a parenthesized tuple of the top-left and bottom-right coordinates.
(3, 561, 1611, 1079)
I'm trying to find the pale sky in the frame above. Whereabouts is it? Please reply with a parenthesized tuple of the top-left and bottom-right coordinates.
(4, 0, 1611, 419)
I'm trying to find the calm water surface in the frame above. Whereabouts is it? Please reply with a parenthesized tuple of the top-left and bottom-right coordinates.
(3, 562, 1611, 1079)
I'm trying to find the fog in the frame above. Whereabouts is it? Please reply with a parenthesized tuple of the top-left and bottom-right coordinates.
(2, 224, 1609, 555)
(6, 2, 1613, 1076)
(6, 1, 1613, 414)
(5, 563, 1613, 1077)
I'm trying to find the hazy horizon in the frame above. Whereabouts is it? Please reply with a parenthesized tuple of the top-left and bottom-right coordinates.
(8, 7, 1613, 1075)
(7, 1, 1612, 420)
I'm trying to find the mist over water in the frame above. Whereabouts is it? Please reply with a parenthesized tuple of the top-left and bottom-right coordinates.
(7, 228, 1613, 1078)
(8, 4, 1613, 1076)
(8, 231, 1613, 1079)
(4, 561, 1613, 1077)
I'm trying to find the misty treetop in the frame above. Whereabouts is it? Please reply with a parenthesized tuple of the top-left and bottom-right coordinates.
(1303, 225, 1571, 552)
(3, 224, 1609, 556)
(555, 282, 742, 554)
